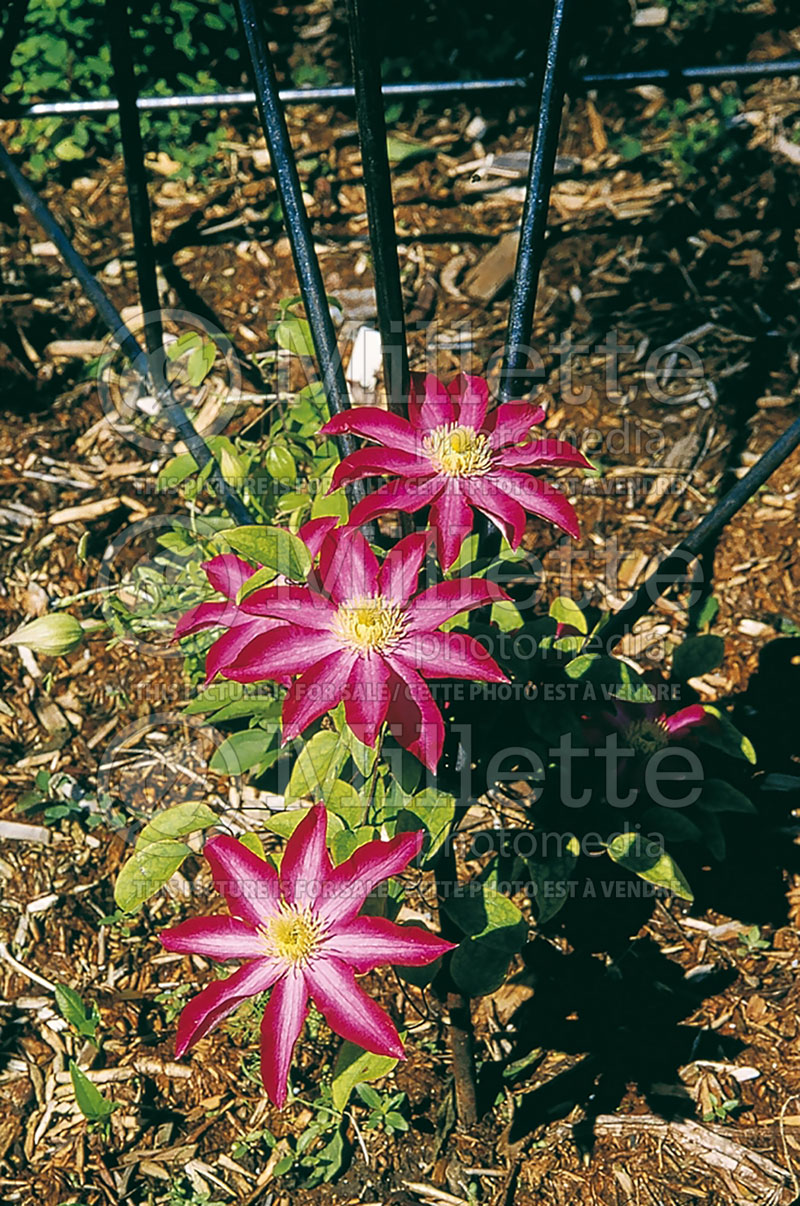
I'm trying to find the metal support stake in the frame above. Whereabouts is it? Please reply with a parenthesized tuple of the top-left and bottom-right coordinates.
(233, 0, 364, 502)
(0, 142, 253, 525)
(345, 0, 409, 413)
(105, 0, 163, 362)
(601, 411, 800, 646)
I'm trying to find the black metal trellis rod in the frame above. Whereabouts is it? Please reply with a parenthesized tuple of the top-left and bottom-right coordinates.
(345, 0, 409, 414)
(500, 0, 572, 404)
(105, 0, 163, 363)
(7, 56, 800, 120)
(601, 412, 800, 648)
(232, 0, 364, 503)
(0, 141, 254, 526)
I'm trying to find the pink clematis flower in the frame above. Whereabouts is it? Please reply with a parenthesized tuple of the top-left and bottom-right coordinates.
(320, 372, 591, 568)
(221, 525, 510, 771)
(601, 698, 716, 759)
(160, 806, 455, 1107)
(174, 516, 338, 685)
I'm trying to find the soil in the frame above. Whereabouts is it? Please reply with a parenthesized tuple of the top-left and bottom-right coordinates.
(1, 2, 800, 1204)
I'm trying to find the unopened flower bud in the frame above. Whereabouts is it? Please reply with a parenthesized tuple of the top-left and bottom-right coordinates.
(1, 613, 84, 657)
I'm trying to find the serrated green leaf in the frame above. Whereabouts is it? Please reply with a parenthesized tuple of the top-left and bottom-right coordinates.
(606, 831, 693, 900)
(332, 1041, 398, 1111)
(221, 525, 310, 581)
(672, 634, 725, 681)
(114, 840, 191, 911)
(136, 801, 218, 848)
(285, 731, 348, 804)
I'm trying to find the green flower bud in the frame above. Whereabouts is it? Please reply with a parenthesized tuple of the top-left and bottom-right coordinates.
(1, 614, 84, 657)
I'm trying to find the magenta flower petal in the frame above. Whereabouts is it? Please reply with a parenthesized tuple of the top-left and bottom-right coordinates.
(397, 630, 508, 683)
(322, 915, 456, 973)
(160, 915, 267, 961)
(321, 406, 420, 455)
(259, 968, 309, 1108)
(297, 515, 339, 559)
(202, 554, 255, 599)
(464, 475, 528, 547)
(663, 704, 712, 738)
(428, 483, 475, 569)
(174, 599, 240, 640)
(319, 527, 380, 605)
(330, 446, 429, 490)
(306, 956, 405, 1059)
(412, 372, 457, 432)
(449, 372, 489, 430)
(203, 834, 281, 928)
(494, 470, 580, 539)
(281, 650, 356, 740)
(317, 830, 424, 926)
(377, 530, 433, 605)
(497, 438, 593, 470)
(224, 625, 341, 683)
(204, 617, 282, 685)
(242, 585, 337, 630)
(174, 957, 282, 1058)
(485, 401, 546, 448)
(343, 654, 391, 747)
(385, 665, 444, 773)
(279, 802, 333, 907)
(347, 473, 443, 529)
(404, 578, 504, 634)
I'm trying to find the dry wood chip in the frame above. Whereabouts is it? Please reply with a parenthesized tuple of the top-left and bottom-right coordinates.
(48, 498, 122, 525)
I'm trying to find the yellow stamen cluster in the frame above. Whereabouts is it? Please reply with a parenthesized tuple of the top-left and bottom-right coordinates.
(625, 718, 669, 758)
(332, 595, 407, 654)
(423, 423, 493, 478)
(262, 904, 323, 965)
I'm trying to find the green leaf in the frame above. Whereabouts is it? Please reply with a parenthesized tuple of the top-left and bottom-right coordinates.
(311, 486, 349, 522)
(184, 681, 245, 714)
(491, 599, 523, 631)
(274, 315, 315, 357)
(445, 875, 527, 997)
(698, 778, 756, 814)
(235, 565, 278, 603)
(187, 338, 216, 387)
(209, 728, 274, 775)
(695, 595, 719, 629)
(526, 835, 580, 925)
(606, 832, 693, 900)
(238, 832, 267, 859)
(158, 452, 199, 490)
(386, 134, 432, 165)
(221, 525, 310, 581)
(265, 444, 297, 482)
(326, 780, 365, 829)
(640, 808, 704, 844)
(672, 635, 725, 680)
(549, 597, 587, 634)
(565, 654, 653, 700)
(135, 801, 218, 848)
(355, 1083, 382, 1109)
(332, 1041, 399, 1112)
(53, 137, 87, 162)
(332, 705, 376, 777)
(55, 985, 98, 1039)
(70, 1061, 116, 1122)
(699, 706, 756, 763)
(114, 840, 191, 911)
(262, 804, 342, 842)
(396, 788, 455, 869)
(285, 731, 348, 804)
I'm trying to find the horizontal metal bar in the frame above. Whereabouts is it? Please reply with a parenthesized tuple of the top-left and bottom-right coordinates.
(602, 409, 800, 646)
(7, 56, 800, 120)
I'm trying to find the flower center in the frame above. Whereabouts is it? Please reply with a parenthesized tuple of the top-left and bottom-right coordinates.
(423, 423, 493, 478)
(332, 594, 407, 653)
(625, 718, 670, 758)
(262, 903, 323, 965)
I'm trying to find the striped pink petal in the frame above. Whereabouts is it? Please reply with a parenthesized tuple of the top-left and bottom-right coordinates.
(663, 704, 712, 738)
(202, 554, 255, 599)
(346, 473, 444, 529)
(203, 834, 281, 928)
(496, 470, 580, 539)
(279, 802, 333, 907)
(160, 915, 266, 961)
(410, 373, 456, 432)
(280, 649, 356, 740)
(343, 654, 391, 747)
(330, 446, 429, 490)
(224, 625, 341, 683)
(298, 515, 339, 559)
(428, 483, 475, 569)
(319, 526, 379, 605)
(320, 407, 420, 455)
(322, 915, 456, 973)
(377, 530, 433, 605)
(385, 665, 444, 773)
(449, 373, 490, 430)
(317, 830, 424, 925)
(204, 617, 282, 685)
(259, 967, 309, 1107)
(405, 578, 504, 634)
(174, 957, 282, 1057)
(497, 438, 593, 470)
(485, 401, 546, 448)
(175, 599, 239, 640)
(242, 584, 336, 630)
(463, 475, 528, 547)
(397, 630, 509, 683)
(305, 956, 405, 1058)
